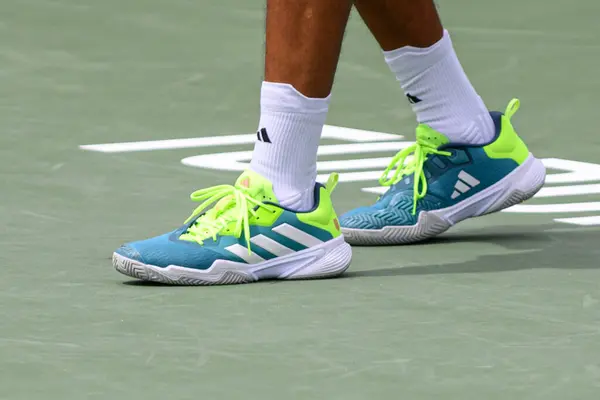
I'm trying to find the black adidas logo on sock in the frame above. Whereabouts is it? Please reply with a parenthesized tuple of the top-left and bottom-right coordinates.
(256, 128, 271, 143)
(406, 93, 422, 104)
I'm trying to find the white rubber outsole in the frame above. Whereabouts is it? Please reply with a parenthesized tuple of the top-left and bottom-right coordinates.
(113, 235, 352, 285)
(342, 154, 546, 246)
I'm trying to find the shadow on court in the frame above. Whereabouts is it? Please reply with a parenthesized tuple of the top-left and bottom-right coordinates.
(345, 225, 600, 277)
(118, 225, 600, 286)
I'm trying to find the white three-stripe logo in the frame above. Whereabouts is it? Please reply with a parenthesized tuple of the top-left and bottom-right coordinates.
(224, 223, 323, 264)
(451, 170, 480, 199)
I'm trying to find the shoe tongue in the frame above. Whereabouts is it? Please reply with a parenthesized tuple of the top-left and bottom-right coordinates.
(234, 170, 279, 203)
(198, 171, 278, 223)
(415, 124, 450, 149)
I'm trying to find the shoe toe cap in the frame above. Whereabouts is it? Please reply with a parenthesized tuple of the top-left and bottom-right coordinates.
(340, 205, 418, 229)
(340, 213, 390, 230)
(114, 232, 228, 270)
(340, 207, 384, 229)
(115, 244, 145, 263)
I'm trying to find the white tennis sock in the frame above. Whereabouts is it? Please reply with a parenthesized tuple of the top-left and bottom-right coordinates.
(250, 82, 329, 211)
(384, 30, 495, 144)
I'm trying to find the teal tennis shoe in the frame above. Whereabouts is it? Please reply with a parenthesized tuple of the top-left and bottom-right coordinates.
(113, 171, 352, 285)
(340, 99, 546, 245)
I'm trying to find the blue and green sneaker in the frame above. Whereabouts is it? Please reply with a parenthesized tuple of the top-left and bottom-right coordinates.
(340, 99, 546, 245)
(113, 171, 352, 285)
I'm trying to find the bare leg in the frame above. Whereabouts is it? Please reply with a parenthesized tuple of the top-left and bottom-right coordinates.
(354, 0, 443, 50)
(265, 0, 353, 98)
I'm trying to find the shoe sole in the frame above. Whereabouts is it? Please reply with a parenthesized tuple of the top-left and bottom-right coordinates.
(342, 153, 546, 245)
(112, 235, 352, 285)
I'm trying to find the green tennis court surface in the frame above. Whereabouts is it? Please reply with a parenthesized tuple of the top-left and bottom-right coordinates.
(2, 0, 600, 399)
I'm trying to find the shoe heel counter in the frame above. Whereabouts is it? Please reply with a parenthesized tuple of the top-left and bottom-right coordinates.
(483, 115, 529, 165)
(297, 186, 342, 239)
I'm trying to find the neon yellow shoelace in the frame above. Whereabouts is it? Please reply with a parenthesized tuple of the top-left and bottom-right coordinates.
(181, 185, 271, 254)
(379, 142, 451, 214)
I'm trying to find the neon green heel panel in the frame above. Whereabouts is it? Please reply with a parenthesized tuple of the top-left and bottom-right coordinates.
(483, 98, 529, 165)
(297, 173, 342, 238)
(416, 125, 450, 148)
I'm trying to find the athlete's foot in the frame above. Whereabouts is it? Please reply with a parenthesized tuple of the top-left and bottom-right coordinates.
(340, 99, 546, 245)
(113, 171, 351, 285)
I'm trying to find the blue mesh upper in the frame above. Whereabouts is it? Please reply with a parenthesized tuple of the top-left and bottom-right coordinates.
(115, 208, 335, 270)
(340, 136, 520, 230)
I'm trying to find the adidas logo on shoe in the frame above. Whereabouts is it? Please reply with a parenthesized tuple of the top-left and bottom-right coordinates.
(451, 170, 480, 199)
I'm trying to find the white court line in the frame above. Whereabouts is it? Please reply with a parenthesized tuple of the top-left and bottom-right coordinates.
(79, 125, 402, 153)
(182, 142, 410, 173)
(507, 202, 600, 213)
(536, 184, 600, 198)
(554, 216, 600, 226)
